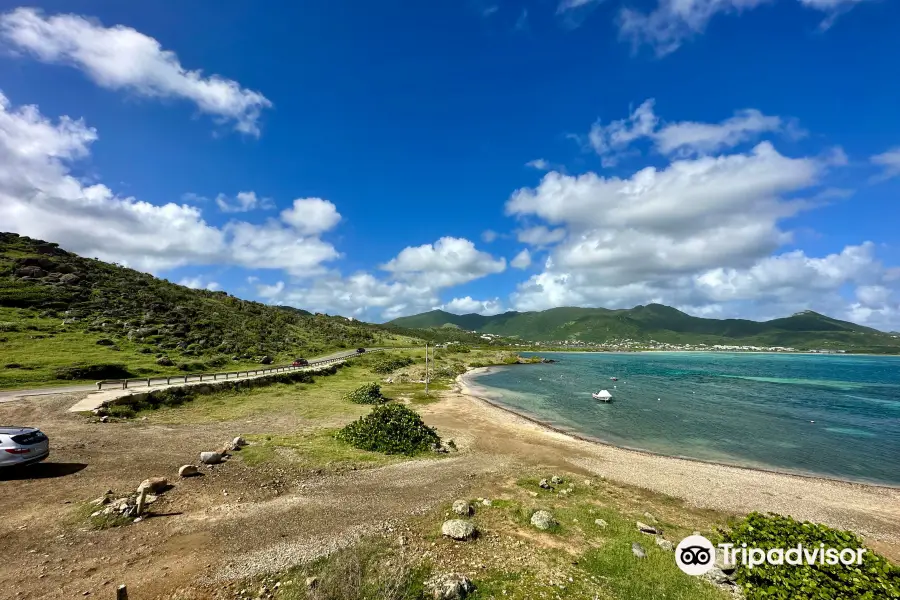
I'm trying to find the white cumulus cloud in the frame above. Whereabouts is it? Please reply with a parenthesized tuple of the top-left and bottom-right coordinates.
(871, 148, 900, 182)
(381, 237, 506, 288)
(618, 0, 872, 56)
(215, 191, 274, 213)
(0, 91, 337, 277)
(0, 8, 272, 135)
(511, 249, 532, 269)
(440, 296, 505, 315)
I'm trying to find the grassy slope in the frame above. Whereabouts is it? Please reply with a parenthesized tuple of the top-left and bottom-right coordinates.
(390, 304, 900, 352)
(0, 232, 427, 388)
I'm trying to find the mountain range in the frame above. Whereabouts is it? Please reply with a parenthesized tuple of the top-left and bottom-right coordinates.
(388, 305, 900, 352)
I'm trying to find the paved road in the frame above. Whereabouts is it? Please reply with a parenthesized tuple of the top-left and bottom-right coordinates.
(0, 347, 385, 403)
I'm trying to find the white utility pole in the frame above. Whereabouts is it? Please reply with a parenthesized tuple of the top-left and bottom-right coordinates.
(425, 343, 429, 394)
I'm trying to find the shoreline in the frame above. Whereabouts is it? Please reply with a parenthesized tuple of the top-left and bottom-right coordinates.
(456, 366, 900, 491)
(517, 349, 900, 358)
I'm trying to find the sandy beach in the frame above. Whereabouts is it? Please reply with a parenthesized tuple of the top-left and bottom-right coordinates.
(423, 368, 900, 559)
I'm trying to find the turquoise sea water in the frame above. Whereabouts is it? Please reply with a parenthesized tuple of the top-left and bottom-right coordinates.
(469, 352, 900, 486)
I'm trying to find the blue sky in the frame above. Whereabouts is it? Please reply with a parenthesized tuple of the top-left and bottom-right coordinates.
(0, 0, 898, 327)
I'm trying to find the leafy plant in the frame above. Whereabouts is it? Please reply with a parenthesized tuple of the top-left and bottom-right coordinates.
(371, 355, 415, 374)
(343, 382, 388, 404)
(55, 363, 133, 380)
(337, 403, 440, 455)
(723, 512, 900, 599)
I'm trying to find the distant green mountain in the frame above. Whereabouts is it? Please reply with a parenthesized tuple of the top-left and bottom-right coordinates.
(389, 304, 900, 352)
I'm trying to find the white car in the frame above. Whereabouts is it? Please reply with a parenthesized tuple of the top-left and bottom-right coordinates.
(0, 427, 50, 468)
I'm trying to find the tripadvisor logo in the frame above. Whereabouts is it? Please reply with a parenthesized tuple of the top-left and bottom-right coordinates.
(676, 535, 716, 575)
(675, 534, 868, 575)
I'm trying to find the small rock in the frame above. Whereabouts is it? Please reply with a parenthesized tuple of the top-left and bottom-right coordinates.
(538, 479, 552, 489)
(550, 475, 563, 485)
(643, 511, 657, 523)
(441, 519, 477, 541)
(156, 356, 174, 367)
(424, 572, 476, 599)
(178, 465, 199, 478)
(305, 577, 318, 589)
(594, 519, 608, 529)
(528, 491, 538, 497)
(452, 500, 473, 516)
(656, 537, 674, 551)
(231, 436, 248, 450)
(701, 567, 732, 585)
(90, 496, 109, 507)
(632, 542, 646, 558)
(199, 451, 223, 465)
(481, 499, 492, 507)
(136, 477, 167, 494)
(636, 521, 659, 535)
(99, 416, 109, 423)
(530, 510, 557, 531)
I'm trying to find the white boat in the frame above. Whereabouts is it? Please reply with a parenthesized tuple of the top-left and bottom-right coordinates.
(592, 390, 612, 402)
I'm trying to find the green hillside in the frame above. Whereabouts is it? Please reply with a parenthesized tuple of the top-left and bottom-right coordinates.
(0, 233, 420, 388)
(389, 303, 900, 352)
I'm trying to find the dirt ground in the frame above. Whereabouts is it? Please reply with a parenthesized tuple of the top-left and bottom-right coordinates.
(1, 380, 898, 600)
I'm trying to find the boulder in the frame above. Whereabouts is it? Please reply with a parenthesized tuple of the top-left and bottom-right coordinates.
(200, 451, 224, 465)
(424, 573, 476, 600)
(530, 510, 557, 531)
(178, 465, 199, 478)
(655, 537, 674, 552)
(550, 475, 563, 485)
(636, 521, 659, 535)
(643, 511, 657, 523)
(632, 542, 647, 558)
(441, 519, 477, 541)
(156, 356, 174, 367)
(538, 478, 552, 489)
(59, 273, 81, 285)
(452, 500, 473, 516)
(259, 355, 274, 365)
(231, 436, 248, 450)
(594, 519, 608, 529)
(95, 338, 115, 346)
(137, 477, 168, 494)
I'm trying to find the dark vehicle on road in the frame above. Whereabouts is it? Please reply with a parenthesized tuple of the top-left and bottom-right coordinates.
(356, 348, 366, 354)
(292, 358, 309, 367)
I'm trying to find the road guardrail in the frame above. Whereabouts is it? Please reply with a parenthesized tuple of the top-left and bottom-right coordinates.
(95, 348, 384, 391)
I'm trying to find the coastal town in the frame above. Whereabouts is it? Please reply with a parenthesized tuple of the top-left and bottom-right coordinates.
(468, 333, 848, 354)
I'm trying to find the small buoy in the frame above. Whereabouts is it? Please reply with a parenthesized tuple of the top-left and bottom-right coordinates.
(810, 420, 815, 423)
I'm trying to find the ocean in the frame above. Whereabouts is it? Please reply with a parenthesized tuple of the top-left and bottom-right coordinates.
(468, 352, 900, 486)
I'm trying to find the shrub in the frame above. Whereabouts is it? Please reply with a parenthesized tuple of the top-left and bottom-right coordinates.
(371, 355, 415, 374)
(723, 512, 900, 600)
(0, 321, 21, 332)
(343, 382, 388, 404)
(205, 355, 228, 368)
(55, 363, 133, 380)
(176, 361, 206, 372)
(337, 403, 440, 455)
(4, 363, 23, 369)
(452, 345, 471, 353)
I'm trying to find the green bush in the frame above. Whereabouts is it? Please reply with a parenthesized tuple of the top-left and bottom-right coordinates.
(724, 512, 900, 599)
(343, 382, 388, 404)
(176, 361, 206, 372)
(0, 321, 21, 332)
(337, 403, 440, 455)
(55, 363, 134, 380)
(371, 355, 415, 374)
